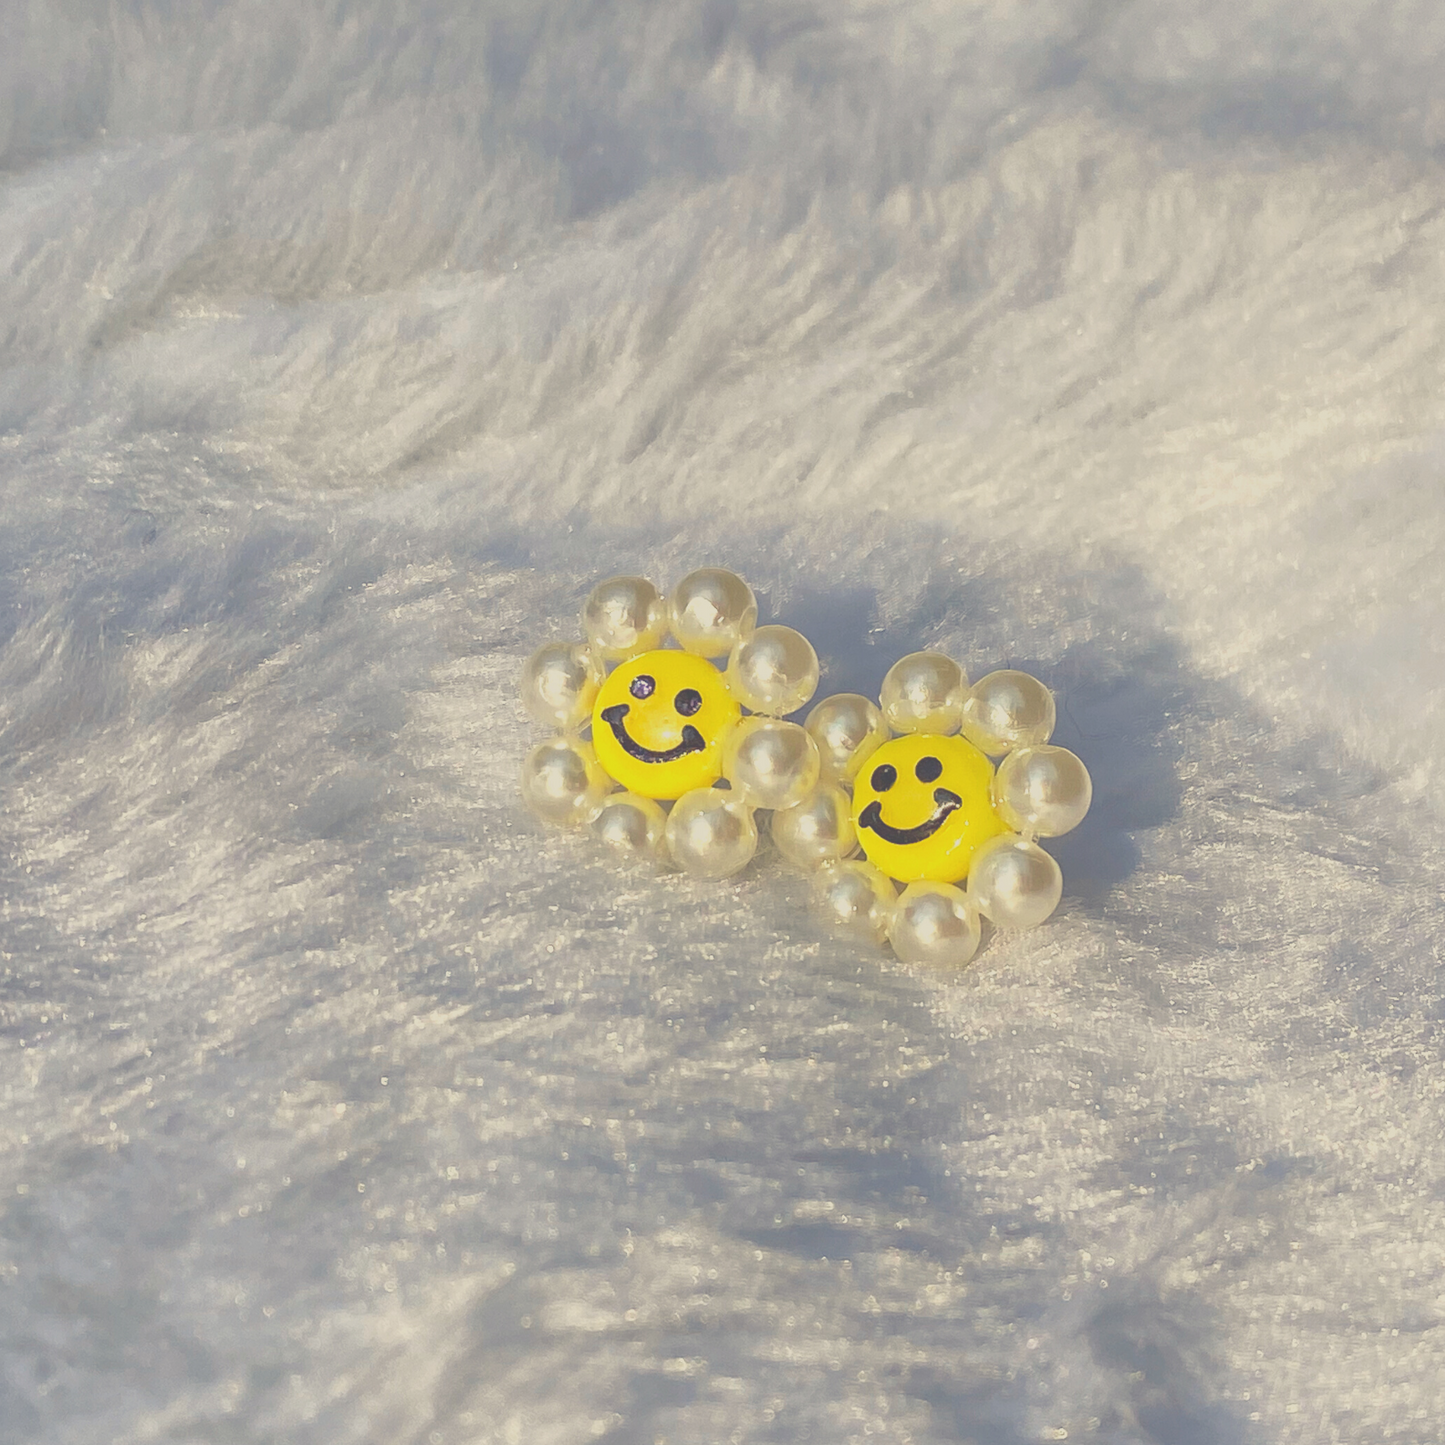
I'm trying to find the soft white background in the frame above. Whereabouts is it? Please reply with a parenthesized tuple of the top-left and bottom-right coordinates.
(3, 3, 1444, 1442)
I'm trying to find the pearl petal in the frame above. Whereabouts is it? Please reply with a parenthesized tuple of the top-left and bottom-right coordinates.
(665, 788, 759, 878)
(888, 881, 982, 967)
(520, 736, 612, 828)
(582, 575, 669, 660)
(589, 791, 667, 861)
(726, 625, 820, 716)
(519, 640, 602, 731)
(966, 834, 1062, 930)
(805, 692, 888, 783)
(722, 717, 821, 811)
(959, 670, 1056, 755)
(669, 568, 758, 658)
(770, 783, 857, 870)
(993, 745, 1092, 837)
(811, 859, 897, 945)
(880, 652, 967, 735)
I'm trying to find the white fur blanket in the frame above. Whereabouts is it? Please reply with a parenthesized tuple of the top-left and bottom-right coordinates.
(4, 4, 1444, 1441)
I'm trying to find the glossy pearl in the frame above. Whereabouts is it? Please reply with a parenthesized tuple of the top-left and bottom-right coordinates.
(993, 745, 1092, 838)
(669, 568, 758, 658)
(726, 625, 820, 717)
(590, 791, 667, 861)
(770, 783, 857, 870)
(519, 639, 602, 732)
(520, 736, 613, 828)
(811, 859, 897, 945)
(582, 575, 669, 661)
(888, 881, 981, 968)
(665, 787, 759, 879)
(966, 835, 1062, 930)
(880, 651, 967, 735)
(722, 717, 820, 811)
(959, 670, 1056, 755)
(805, 692, 888, 784)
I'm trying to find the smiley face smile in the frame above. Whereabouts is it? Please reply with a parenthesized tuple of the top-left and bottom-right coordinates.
(599, 703, 706, 763)
(857, 788, 962, 845)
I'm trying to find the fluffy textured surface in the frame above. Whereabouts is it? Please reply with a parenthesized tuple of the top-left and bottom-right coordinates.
(3, 4, 1445, 1442)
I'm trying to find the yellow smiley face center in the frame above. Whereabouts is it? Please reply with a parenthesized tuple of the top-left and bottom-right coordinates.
(851, 733, 1006, 883)
(592, 650, 741, 800)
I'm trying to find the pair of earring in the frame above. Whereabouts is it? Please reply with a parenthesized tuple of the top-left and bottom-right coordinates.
(520, 569, 1089, 967)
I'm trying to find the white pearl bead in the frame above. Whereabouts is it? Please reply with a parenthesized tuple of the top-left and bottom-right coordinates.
(805, 692, 888, 784)
(589, 791, 667, 861)
(520, 736, 612, 828)
(993, 745, 1092, 838)
(665, 787, 758, 879)
(518, 639, 602, 732)
(966, 835, 1062, 930)
(721, 716, 820, 811)
(888, 881, 981, 968)
(880, 651, 967, 735)
(669, 568, 758, 658)
(582, 575, 669, 660)
(811, 859, 897, 945)
(726, 625, 820, 716)
(959, 670, 1056, 755)
(770, 783, 857, 870)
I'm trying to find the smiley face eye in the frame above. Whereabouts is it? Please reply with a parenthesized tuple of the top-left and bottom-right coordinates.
(870, 763, 897, 792)
(674, 688, 702, 717)
(629, 674, 656, 700)
(915, 755, 942, 783)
